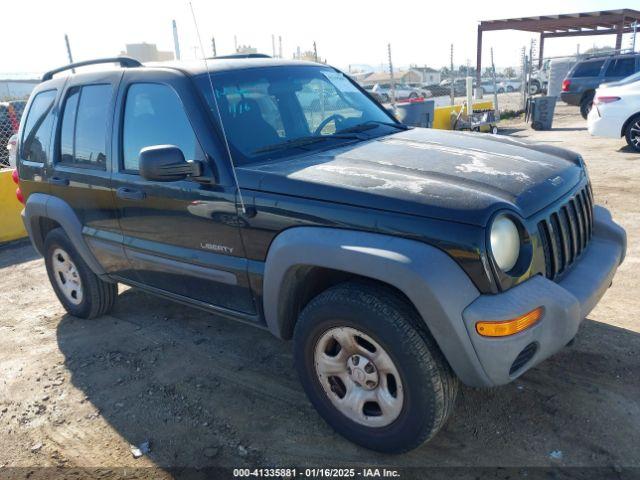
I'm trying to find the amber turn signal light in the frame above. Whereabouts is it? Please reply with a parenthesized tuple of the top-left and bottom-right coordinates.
(476, 307, 544, 337)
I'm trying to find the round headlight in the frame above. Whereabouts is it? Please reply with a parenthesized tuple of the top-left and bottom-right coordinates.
(490, 216, 521, 272)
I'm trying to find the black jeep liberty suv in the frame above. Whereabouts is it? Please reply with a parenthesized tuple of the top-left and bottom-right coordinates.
(16, 56, 626, 453)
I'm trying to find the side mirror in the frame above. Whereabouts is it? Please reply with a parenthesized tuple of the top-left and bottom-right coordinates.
(139, 145, 203, 182)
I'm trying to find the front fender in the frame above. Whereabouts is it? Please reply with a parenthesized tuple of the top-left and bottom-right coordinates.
(263, 227, 491, 386)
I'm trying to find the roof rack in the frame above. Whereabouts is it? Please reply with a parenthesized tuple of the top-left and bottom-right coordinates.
(208, 53, 271, 60)
(42, 56, 142, 82)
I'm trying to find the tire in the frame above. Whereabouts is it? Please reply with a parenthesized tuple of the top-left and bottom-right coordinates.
(381, 93, 390, 103)
(491, 125, 499, 134)
(44, 228, 117, 319)
(497, 88, 505, 94)
(409, 92, 418, 99)
(293, 282, 458, 453)
(506, 86, 514, 92)
(529, 80, 541, 95)
(624, 114, 640, 152)
(580, 95, 594, 120)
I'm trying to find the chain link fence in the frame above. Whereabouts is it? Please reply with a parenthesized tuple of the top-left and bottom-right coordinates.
(1, 77, 38, 169)
(1, 96, 29, 169)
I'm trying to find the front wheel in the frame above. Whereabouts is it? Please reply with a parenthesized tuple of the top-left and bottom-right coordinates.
(625, 114, 640, 152)
(293, 282, 458, 453)
(44, 228, 117, 319)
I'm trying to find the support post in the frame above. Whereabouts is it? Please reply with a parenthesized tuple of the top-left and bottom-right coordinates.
(538, 33, 545, 69)
(615, 16, 625, 51)
(476, 25, 483, 88)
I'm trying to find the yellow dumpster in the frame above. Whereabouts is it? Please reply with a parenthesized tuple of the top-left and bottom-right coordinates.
(0, 169, 27, 243)
(433, 101, 494, 130)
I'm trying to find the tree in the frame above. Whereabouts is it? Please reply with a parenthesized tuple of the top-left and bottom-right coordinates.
(584, 46, 614, 55)
(503, 67, 516, 78)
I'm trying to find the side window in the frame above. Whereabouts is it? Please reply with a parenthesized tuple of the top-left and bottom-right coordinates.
(21, 90, 57, 163)
(58, 84, 111, 168)
(605, 57, 636, 78)
(122, 83, 201, 172)
(572, 60, 605, 77)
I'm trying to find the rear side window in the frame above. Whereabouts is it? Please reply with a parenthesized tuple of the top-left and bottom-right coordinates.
(21, 90, 57, 163)
(572, 60, 605, 77)
(122, 83, 201, 172)
(59, 84, 111, 168)
(605, 57, 637, 78)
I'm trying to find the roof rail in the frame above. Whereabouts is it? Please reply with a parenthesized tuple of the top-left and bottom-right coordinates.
(208, 53, 271, 60)
(42, 56, 142, 82)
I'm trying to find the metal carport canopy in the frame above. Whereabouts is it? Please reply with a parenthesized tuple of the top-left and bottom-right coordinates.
(476, 9, 640, 85)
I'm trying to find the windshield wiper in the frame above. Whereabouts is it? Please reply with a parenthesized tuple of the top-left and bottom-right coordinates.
(338, 120, 409, 134)
(253, 133, 365, 154)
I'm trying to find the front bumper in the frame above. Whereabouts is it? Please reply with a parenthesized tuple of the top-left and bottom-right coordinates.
(462, 206, 626, 386)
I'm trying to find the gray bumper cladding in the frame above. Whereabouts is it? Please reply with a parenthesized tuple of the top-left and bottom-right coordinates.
(462, 205, 626, 386)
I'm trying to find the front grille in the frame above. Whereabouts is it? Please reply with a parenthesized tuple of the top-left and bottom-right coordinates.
(510, 342, 538, 375)
(537, 184, 594, 281)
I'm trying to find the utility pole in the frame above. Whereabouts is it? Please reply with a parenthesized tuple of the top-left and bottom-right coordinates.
(64, 34, 75, 72)
(490, 47, 499, 114)
(272, 35, 276, 57)
(521, 46, 527, 110)
(172, 20, 181, 60)
(278, 36, 282, 58)
(632, 21, 638, 52)
(234, 35, 238, 53)
(211, 37, 217, 57)
(313, 41, 318, 62)
(388, 43, 396, 110)
(450, 44, 454, 106)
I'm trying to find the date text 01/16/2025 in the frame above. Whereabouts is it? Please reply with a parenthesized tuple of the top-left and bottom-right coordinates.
(232, 468, 401, 478)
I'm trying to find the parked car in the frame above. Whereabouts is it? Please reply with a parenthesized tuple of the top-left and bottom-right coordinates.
(478, 80, 505, 95)
(561, 53, 640, 119)
(6, 133, 18, 168)
(422, 83, 450, 97)
(439, 78, 471, 96)
(587, 74, 640, 151)
(499, 79, 521, 92)
(0, 101, 26, 166)
(371, 83, 421, 102)
(406, 83, 433, 98)
(17, 56, 626, 453)
(362, 84, 385, 103)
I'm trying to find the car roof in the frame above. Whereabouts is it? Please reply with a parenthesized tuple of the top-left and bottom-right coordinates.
(41, 57, 327, 85)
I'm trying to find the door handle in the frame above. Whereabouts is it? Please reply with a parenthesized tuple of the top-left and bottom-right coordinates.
(49, 176, 69, 186)
(116, 187, 146, 201)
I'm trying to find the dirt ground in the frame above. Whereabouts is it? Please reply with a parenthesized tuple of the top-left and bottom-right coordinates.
(1, 103, 639, 479)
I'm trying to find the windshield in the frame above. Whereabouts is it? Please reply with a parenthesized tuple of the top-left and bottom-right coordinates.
(195, 66, 398, 164)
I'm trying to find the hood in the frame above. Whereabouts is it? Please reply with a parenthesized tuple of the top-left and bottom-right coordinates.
(237, 128, 585, 226)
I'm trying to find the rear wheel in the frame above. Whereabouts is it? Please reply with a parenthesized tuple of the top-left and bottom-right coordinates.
(625, 114, 640, 152)
(44, 228, 117, 319)
(580, 94, 594, 119)
(293, 282, 458, 453)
